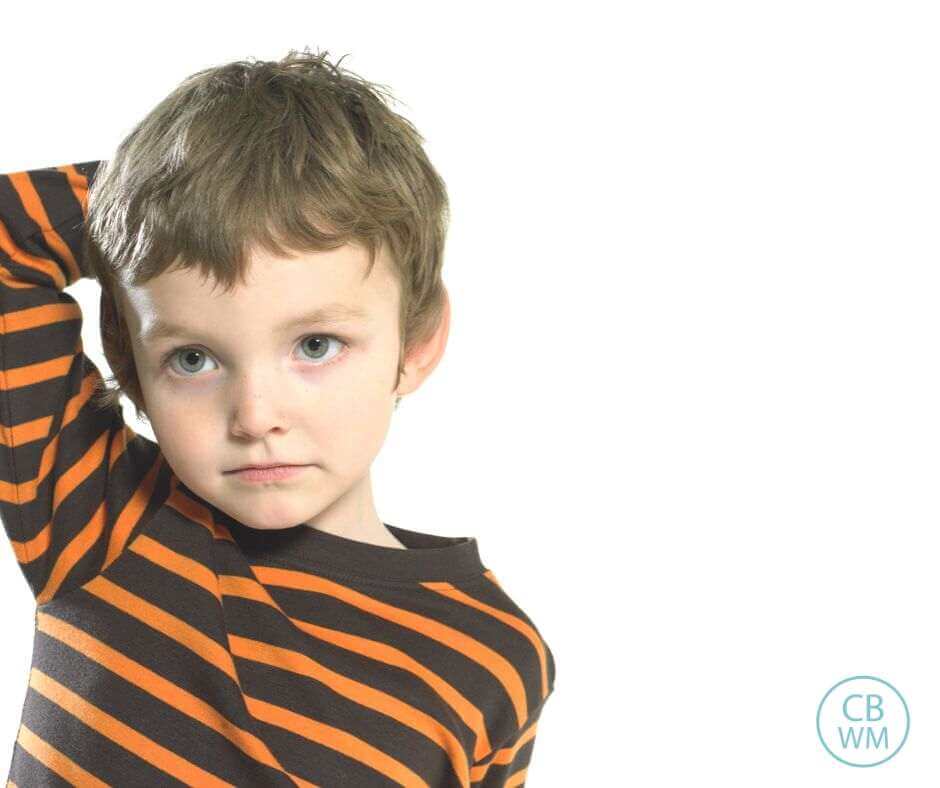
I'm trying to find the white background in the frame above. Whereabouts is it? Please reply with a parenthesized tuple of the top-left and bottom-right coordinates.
(2, 1, 938, 785)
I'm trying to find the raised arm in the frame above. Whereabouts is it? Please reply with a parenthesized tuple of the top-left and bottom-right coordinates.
(0, 162, 166, 605)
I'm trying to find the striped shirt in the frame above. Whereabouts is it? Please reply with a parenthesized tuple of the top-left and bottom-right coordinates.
(0, 161, 556, 787)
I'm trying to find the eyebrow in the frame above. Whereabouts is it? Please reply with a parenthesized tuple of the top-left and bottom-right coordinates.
(138, 302, 370, 343)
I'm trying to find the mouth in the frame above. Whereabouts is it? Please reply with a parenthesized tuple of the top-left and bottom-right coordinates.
(225, 460, 312, 472)
(227, 464, 302, 472)
(225, 464, 312, 482)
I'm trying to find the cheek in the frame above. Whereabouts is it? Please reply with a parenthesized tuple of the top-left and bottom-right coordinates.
(148, 401, 216, 467)
(318, 381, 393, 464)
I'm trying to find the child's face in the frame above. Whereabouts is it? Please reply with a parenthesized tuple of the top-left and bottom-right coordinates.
(116, 242, 418, 532)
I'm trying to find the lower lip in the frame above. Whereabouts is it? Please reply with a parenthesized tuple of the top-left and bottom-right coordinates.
(227, 465, 311, 482)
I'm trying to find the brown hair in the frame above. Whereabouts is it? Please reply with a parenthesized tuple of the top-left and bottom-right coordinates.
(83, 46, 450, 422)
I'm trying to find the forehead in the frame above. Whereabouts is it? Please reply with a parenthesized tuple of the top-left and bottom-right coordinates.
(119, 243, 398, 338)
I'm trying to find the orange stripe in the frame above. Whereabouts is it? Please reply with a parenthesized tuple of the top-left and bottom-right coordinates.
(131, 533, 224, 602)
(5, 170, 80, 282)
(422, 581, 551, 699)
(229, 634, 470, 787)
(56, 163, 91, 216)
(118, 540, 474, 785)
(10, 167, 82, 282)
(0, 222, 65, 291)
(505, 767, 529, 787)
(34, 427, 112, 603)
(469, 720, 539, 784)
(28, 667, 235, 787)
(0, 329, 154, 598)
(35, 611, 312, 788)
(82, 574, 242, 685)
(50, 553, 423, 786)
(0, 412, 54, 449)
(165, 487, 237, 545)
(6, 522, 50, 565)
(102, 451, 165, 572)
(4, 417, 152, 602)
(222, 572, 494, 764)
(290, 617, 492, 766)
(0, 351, 74, 397)
(0, 375, 106, 509)
(252, 565, 530, 727)
(15, 723, 109, 787)
(0, 171, 100, 585)
(36, 497, 107, 605)
(246, 694, 429, 788)
(0, 300, 81, 337)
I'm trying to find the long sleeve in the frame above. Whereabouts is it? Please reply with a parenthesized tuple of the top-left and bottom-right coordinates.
(0, 161, 168, 606)
(469, 691, 552, 787)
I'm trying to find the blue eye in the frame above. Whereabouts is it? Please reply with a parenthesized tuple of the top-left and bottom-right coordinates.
(160, 334, 348, 378)
(298, 334, 338, 362)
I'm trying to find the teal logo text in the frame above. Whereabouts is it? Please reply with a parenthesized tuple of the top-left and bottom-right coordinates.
(817, 675, 909, 767)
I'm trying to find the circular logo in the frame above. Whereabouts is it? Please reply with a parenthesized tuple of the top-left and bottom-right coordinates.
(817, 676, 909, 767)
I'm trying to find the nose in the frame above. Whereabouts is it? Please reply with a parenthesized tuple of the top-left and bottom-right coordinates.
(228, 372, 291, 437)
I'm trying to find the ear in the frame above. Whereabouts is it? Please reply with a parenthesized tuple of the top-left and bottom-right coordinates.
(395, 286, 451, 399)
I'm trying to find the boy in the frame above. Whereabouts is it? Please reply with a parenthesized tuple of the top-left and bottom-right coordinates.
(0, 48, 555, 786)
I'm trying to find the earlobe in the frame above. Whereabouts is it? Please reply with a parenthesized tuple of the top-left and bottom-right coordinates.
(395, 288, 451, 400)
(404, 288, 451, 393)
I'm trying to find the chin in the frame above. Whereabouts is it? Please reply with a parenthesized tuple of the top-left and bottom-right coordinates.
(228, 496, 318, 531)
